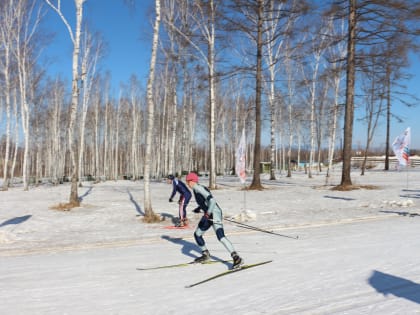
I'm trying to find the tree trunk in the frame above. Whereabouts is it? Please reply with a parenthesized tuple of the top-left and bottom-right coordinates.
(250, 0, 263, 190)
(144, 0, 161, 221)
(1, 37, 11, 190)
(67, 0, 85, 204)
(340, 0, 356, 187)
(384, 63, 391, 171)
(208, 0, 217, 189)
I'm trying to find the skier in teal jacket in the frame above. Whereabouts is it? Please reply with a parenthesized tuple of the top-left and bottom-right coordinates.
(185, 172, 243, 269)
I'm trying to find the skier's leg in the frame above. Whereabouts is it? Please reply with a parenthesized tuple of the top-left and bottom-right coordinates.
(194, 218, 212, 263)
(194, 216, 212, 249)
(175, 197, 185, 227)
(212, 211, 244, 268)
(178, 197, 185, 220)
(212, 222, 235, 253)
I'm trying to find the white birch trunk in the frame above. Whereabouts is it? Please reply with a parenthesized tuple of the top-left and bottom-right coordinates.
(0, 28, 11, 189)
(208, 0, 216, 188)
(144, 0, 161, 218)
(13, 0, 41, 191)
(78, 44, 89, 186)
(114, 93, 121, 181)
(94, 88, 100, 181)
(10, 88, 19, 184)
(130, 85, 139, 180)
(103, 81, 109, 180)
(308, 55, 320, 179)
(168, 79, 177, 176)
(326, 19, 346, 179)
(46, 0, 86, 203)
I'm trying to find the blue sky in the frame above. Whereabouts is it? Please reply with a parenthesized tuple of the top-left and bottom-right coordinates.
(41, 0, 420, 150)
(42, 0, 153, 89)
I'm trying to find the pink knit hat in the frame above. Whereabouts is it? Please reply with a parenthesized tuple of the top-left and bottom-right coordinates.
(186, 172, 199, 182)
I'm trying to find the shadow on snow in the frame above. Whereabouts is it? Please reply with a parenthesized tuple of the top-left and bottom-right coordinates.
(127, 189, 144, 216)
(323, 195, 356, 201)
(368, 270, 420, 304)
(379, 210, 419, 217)
(0, 215, 32, 228)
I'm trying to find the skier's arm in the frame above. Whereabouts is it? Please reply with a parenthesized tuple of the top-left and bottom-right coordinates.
(206, 196, 216, 216)
(169, 182, 176, 201)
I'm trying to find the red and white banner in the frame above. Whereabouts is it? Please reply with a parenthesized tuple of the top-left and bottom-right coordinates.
(235, 129, 246, 184)
(392, 127, 410, 166)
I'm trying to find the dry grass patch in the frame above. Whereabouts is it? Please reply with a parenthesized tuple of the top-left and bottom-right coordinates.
(142, 213, 162, 223)
(331, 184, 380, 191)
(49, 201, 80, 211)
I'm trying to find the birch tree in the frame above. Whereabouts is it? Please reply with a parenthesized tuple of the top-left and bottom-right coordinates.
(359, 49, 385, 175)
(302, 18, 329, 179)
(143, 0, 161, 221)
(48, 78, 66, 184)
(283, 38, 300, 178)
(262, 0, 284, 180)
(0, 0, 17, 190)
(161, 0, 181, 177)
(78, 29, 102, 186)
(325, 14, 346, 179)
(9, 87, 20, 184)
(127, 76, 142, 180)
(13, 0, 43, 191)
(162, 0, 218, 188)
(45, 0, 86, 205)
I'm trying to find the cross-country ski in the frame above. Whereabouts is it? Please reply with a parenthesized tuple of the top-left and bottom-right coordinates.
(185, 260, 273, 288)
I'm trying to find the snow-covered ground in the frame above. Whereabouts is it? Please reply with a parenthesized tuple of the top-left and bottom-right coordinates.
(0, 167, 419, 314)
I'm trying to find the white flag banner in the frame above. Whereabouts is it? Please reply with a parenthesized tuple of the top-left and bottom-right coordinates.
(392, 127, 411, 166)
(235, 129, 246, 184)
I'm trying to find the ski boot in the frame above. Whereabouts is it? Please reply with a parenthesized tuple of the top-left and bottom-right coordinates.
(174, 218, 184, 227)
(194, 250, 210, 263)
(231, 252, 244, 269)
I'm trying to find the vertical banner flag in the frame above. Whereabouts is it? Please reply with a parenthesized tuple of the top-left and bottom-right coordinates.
(236, 128, 246, 184)
(392, 127, 411, 166)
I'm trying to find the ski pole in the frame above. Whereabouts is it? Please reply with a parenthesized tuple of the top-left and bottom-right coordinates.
(223, 217, 299, 240)
(200, 210, 299, 239)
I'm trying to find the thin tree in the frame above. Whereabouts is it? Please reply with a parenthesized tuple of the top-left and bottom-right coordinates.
(359, 49, 385, 175)
(324, 13, 346, 179)
(162, 0, 219, 188)
(0, 0, 18, 190)
(339, 0, 356, 187)
(143, 0, 161, 222)
(13, 0, 43, 191)
(333, 0, 420, 187)
(45, 0, 86, 205)
(248, 0, 264, 189)
(78, 29, 102, 186)
(382, 36, 418, 170)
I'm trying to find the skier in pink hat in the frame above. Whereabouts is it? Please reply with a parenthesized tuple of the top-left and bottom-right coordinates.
(185, 172, 243, 269)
